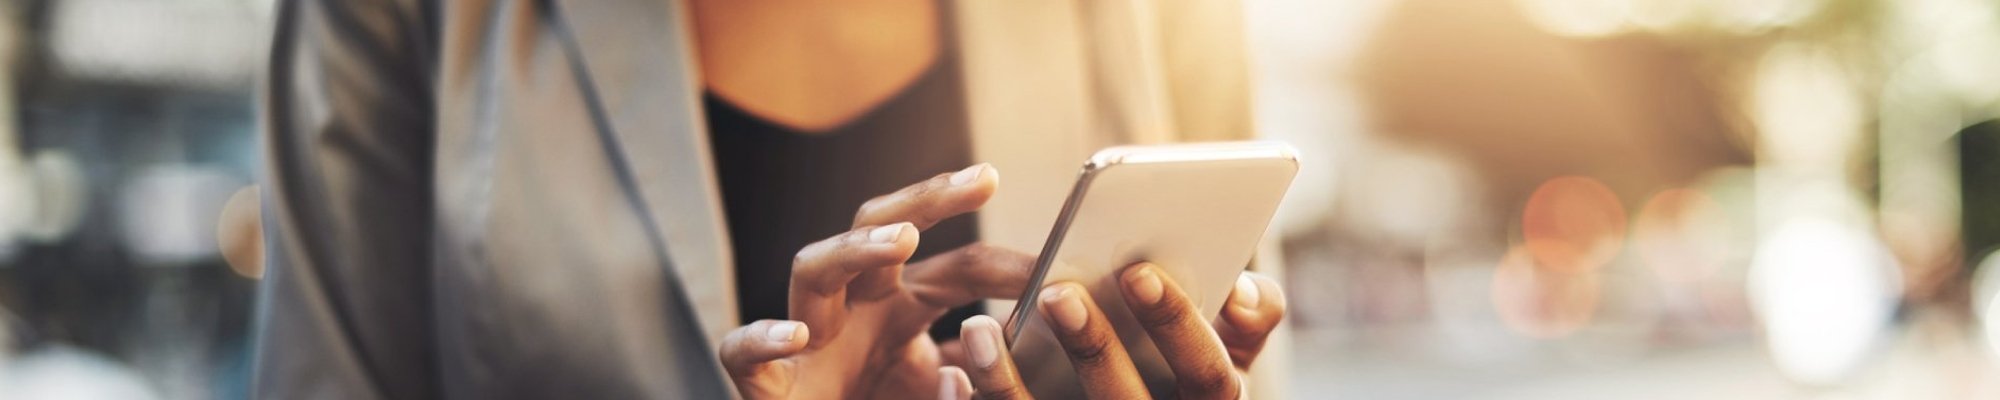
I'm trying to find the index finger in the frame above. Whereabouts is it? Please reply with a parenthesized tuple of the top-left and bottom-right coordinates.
(790, 223, 919, 346)
(849, 164, 997, 297)
(852, 164, 997, 230)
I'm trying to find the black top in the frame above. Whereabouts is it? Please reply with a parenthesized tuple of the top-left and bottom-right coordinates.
(706, 53, 981, 338)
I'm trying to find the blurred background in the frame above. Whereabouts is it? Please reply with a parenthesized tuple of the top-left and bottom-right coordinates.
(0, 0, 1995, 399)
(0, 0, 264, 399)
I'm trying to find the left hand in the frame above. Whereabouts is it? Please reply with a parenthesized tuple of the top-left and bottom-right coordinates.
(940, 263, 1289, 399)
(717, 164, 1039, 399)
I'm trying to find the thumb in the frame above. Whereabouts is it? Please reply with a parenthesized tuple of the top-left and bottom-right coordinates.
(719, 320, 810, 399)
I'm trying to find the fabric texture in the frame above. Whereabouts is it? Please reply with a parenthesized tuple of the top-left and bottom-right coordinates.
(254, 0, 731, 398)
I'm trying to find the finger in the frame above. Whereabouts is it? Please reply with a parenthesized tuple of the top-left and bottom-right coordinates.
(939, 338, 968, 367)
(719, 320, 810, 399)
(853, 163, 997, 231)
(1120, 263, 1240, 399)
(1216, 272, 1286, 370)
(790, 223, 918, 346)
(904, 243, 1037, 309)
(1039, 283, 1148, 399)
(958, 315, 1032, 400)
(849, 165, 997, 300)
(939, 366, 976, 400)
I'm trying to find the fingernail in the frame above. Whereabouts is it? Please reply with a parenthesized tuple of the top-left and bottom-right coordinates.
(870, 223, 908, 243)
(1233, 274, 1261, 310)
(938, 367, 955, 400)
(767, 321, 802, 342)
(939, 366, 972, 400)
(1125, 265, 1164, 306)
(964, 316, 1002, 368)
(950, 164, 986, 186)
(1041, 285, 1089, 333)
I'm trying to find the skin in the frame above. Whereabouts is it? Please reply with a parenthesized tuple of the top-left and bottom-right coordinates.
(948, 265, 1287, 400)
(716, 164, 1288, 399)
(687, 0, 941, 132)
(719, 163, 1029, 399)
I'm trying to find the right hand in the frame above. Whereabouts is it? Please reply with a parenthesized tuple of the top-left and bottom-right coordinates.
(938, 263, 1289, 400)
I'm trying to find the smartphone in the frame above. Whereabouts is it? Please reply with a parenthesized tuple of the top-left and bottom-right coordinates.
(1003, 141, 1299, 397)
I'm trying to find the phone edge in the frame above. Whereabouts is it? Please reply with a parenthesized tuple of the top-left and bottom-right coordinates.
(1000, 141, 1299, 345)
(1003, 161, 1108, 346)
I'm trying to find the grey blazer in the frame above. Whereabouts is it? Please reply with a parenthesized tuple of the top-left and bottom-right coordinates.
(253, 0, 738, 398)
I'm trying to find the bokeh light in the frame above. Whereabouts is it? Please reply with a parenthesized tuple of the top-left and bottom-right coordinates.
(1521, 176, 1627, 275)
(1514, 0, 1823, 37)
(19, 150, 88, 242)
(0, 346, 160, 400)
(1749, 219, 1902, 386)
(115, 165, 244, 265)
(1513, 0, 1636, 38)
(1752, 45, 1865, 170)
(1710, 0, 1822, 34)
(1633, 188, 1731, 284)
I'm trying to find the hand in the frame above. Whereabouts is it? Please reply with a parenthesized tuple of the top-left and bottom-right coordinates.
(941, 264, 1288, 400)
(717, 164, 1039, 399)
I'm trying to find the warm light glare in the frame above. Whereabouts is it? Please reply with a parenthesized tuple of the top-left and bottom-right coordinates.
(1749, 219, 1901, 386)
(1516, 0, 1822, 37)
(1752, 46, 1864, 169)
(1514, 0, 1635, 37)
(1522, 176, 1627, 275)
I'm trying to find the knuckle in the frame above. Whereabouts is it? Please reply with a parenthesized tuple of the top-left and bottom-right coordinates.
(790, 247, 840, 294)
(977, 383, 1029, 400)
(1064, 336, 1117, 366)
(1138, 299, 1197, 327)
(791, 246, 818, 272)
(1179, 370, 1239, 399)
(716, 341, 742, 362)
(919, 173, 952, 194)
(959, 242, 995, 263)
(791, 231, 859, 271)
(855, 196, 890, 221)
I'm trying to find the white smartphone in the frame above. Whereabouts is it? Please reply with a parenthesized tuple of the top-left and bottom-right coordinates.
(1003, 141, 1299, 397)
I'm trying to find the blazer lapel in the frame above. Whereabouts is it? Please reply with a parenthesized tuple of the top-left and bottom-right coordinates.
(548, 0, 740, 347)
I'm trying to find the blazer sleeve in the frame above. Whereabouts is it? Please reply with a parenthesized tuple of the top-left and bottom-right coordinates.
(251, 0, 438, 398)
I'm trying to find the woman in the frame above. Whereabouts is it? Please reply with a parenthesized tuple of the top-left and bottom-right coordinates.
(253, 0, 1283, 398)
